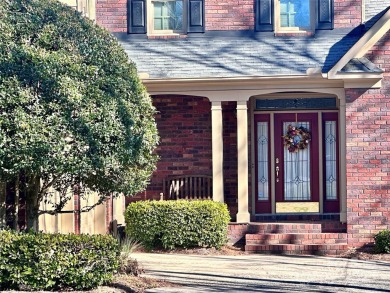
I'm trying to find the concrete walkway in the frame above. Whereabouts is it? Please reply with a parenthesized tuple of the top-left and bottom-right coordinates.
(132, 253, 390, 293)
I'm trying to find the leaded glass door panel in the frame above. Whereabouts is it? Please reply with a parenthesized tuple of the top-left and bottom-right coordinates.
(254, 114, 272, 213)
(322, 112, 340, 213)
(274, 113, 319, 206)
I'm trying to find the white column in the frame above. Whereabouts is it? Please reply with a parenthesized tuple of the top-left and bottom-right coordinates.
(211, 101, 224, 203)
(236, 101, 251, 222)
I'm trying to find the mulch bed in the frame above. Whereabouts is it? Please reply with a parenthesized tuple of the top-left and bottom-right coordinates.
(148, 244, 247, 256)
(99, 275, 178, 293)
(338, 247, 390, 261)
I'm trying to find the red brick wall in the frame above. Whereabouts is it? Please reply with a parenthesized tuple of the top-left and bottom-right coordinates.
(205, 0, 364, 31)
(333, 0, 362, 28)
(222, 102, 238, 218)
(126, 95, 212, 204)
(346, 32, 390, 247)
(96, 0, 127, 33)
(205, 0, 255, 31)
(96, 0, 364, 33)
(126, 98, 241, 219)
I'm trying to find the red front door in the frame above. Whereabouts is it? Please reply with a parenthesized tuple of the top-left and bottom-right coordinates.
(274, 113, 319, 204)
(255, 112, 329, 214)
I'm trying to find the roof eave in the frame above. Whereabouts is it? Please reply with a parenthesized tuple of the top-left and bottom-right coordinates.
(328, 7, 390, 78)
(327, 72, 383, 88)
(141, 74, 342, 94)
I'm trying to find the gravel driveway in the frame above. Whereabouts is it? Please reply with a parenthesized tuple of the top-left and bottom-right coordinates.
(132, 253, 390, 293)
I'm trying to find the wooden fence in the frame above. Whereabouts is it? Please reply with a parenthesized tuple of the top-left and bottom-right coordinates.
(0, 184, 125, 235)
(39, 191, 125, 234)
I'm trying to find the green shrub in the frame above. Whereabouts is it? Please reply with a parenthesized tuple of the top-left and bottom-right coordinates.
(374, 230, 390, 253)
(125, 200, 230, 250)
(0, 231, 119, 290)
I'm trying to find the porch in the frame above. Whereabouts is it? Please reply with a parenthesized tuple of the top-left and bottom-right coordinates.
(142, 77, 354, 254)
(144, 79, 350, 224)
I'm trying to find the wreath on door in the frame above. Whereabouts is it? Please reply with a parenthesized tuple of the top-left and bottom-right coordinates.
(283, 124, 311, 153)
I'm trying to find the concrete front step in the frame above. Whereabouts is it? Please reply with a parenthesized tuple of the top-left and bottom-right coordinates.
(246, 233, 347, 245)
(245, 244, 348, 256)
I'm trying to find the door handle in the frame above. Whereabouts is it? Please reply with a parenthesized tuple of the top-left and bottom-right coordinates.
(276, 166, 279, 182)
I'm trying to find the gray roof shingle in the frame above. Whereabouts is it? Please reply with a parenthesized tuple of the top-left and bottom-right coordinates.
(116, 5, 389, 80)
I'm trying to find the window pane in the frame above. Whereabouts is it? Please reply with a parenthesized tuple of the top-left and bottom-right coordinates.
(153, 0, 183, 31)
(257, 122, 269, 201)
(325, 121, 337, 200)
(284, 122, 311, 201)
(280, 0, 310, 28)
(154, 2, 162, 16)
(154, 18, 163, 30)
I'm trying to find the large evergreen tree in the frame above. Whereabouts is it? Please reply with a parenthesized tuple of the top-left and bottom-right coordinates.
(0, 0, 158, 230)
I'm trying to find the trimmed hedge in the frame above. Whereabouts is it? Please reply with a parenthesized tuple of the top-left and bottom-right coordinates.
(374, 230, 390, 253)
(0, 231, 119, 290)
(125, 200, 231, 250)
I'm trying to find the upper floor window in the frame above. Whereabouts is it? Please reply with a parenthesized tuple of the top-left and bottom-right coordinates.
(277, 0, 315, 32)
(58, 0, 78, 9)
(128, 0, 205, 35)
(255, 0, 333, 33)
(151, 0, 185, 33)
(280, 0, 310, 28)
(58, 0, 96, 21)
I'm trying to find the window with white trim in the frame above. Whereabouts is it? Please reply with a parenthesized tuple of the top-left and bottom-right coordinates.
(255, 0, 333, 32)
(128, 0, 205, 35)
(277, 0, 314, 31)
(58, 0, 96, 21)
(150, 0, 185, 34)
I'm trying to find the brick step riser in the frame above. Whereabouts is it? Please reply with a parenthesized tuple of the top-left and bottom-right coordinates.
(245, 244, 348, 256)
(249, 228, 323, 234)
(246, 233, 347, 245)
(245, 250, 345, 256)
(248, 224, 324, 234)
(247, 223, 347, 234)
(322, 229, 347, 233)
(246, 239, 347, 245)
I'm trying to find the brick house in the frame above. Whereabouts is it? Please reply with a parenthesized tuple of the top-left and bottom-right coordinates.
(22, 0, 390, 254)
(94, 0, 390, 253)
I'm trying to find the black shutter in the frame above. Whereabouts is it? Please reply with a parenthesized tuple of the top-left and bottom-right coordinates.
(316, 0, 333, 30)
(188, 0, 205, 33)
(128, 0, 147, 34)
(255, 0, 274, 31)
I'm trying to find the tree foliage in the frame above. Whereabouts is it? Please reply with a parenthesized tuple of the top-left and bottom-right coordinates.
(0, 0, 158, 228)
